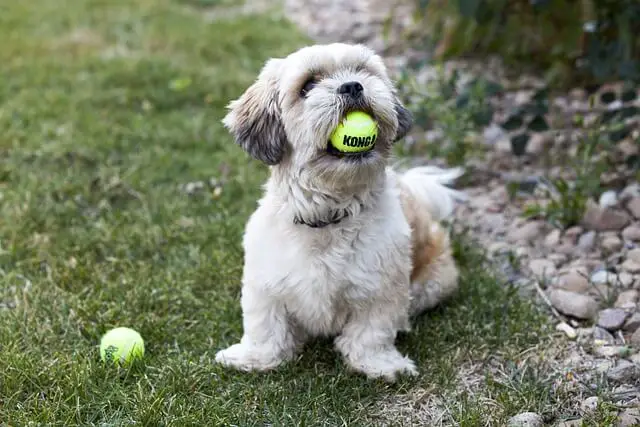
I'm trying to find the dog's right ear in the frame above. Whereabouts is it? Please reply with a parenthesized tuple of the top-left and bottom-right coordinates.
(222, 59, 287, 166)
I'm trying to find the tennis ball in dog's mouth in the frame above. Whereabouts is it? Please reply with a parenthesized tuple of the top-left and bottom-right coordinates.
(329, 111, 378, 154)
(100, 327, 145, 366)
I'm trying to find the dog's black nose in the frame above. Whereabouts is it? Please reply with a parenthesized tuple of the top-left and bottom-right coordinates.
(337, 81, 364, 98)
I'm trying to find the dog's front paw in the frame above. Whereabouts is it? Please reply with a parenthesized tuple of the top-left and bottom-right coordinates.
(348, 350, 418, 382)
(215, 343, 285, 372)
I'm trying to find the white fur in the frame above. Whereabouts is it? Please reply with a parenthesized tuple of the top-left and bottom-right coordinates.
(214, 43, 465, 381)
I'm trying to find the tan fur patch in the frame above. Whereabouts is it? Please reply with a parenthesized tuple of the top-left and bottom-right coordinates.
(398, 182, 447, 283)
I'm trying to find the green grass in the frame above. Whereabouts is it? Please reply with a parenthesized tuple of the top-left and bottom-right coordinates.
(0, 0, 591, 425)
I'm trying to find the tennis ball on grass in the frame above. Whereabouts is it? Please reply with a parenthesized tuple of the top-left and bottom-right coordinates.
(100, 327, 145, 366)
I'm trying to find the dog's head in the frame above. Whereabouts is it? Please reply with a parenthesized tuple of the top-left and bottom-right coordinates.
(222, 43, 412, 191)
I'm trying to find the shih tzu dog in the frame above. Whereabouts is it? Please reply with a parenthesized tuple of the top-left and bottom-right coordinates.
(215, 43, 466, 382)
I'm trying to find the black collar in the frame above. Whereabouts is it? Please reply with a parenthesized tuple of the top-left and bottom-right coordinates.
(293, 209, 350, 228)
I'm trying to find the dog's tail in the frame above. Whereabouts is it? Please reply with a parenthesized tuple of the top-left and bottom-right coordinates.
(395, 165, 467, 222)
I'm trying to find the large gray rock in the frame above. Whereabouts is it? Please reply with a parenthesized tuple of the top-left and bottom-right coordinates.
(606, 360, 639, 383)
(548, 289, 599, 319)
(582, 199, 631, 231)
(597, 308, 629, 331)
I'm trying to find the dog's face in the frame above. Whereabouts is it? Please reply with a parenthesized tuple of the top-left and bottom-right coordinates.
(223, 43, 412, 191)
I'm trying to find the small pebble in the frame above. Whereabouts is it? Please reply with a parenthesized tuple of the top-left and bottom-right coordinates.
(601, 235, 623, 252)
(580, 396, 599, 414)
(594, 345, 631, 358)
(555, 322, 577, 339)
(631, 328, 640, 348)
(577, 231, 596, 251)
(507, 412, 543, 427)
(627, 248, 640, 263)
(528, 259, 556, 278)
(624, 312, 640, 332)
(599, 190, 617, 208)
(621, 260, 640, 274)
(615, 290, 639, 308)
(593, 326, 615, 344)
(591, 270, 615, 285)
(622, 224, 640, 241)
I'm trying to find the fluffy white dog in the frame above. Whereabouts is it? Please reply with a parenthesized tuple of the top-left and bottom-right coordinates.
(215, 43, 466, 382)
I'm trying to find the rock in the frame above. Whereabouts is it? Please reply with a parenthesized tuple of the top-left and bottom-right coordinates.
(548, 253, 568, 266)
(582, 199, 631, 231)
(597, 308, 629, 331)
(602, 235, 623, 252)
(615, 290, 639, 308)
(591, 270, 613, 285)
(556, 322, 577, 339)
(624, 312, 640, 332)
(626, 197, 640, 219)
(618, 408, 640, 427)
(606, 359, 639, 382)
(631, 328, 640, 348)
(596, 359, 615, 373)
(507, 221, 547, 243)
(594, 345, 631, 358)
(507, 412, 543, 427)
(483, 123, 507, 145)
(618, 138, 640, 158)
(555, 270, 591, 293)
(577, 231, 597, 251)
(593, 326, 616, 344)
(490, 187, 509, 207)
(620, 183, 640, 201)
(621, 260, 640, 274)
(564, 226, 584, 242)
(526, 133, 552, 155)
(544, 229, 561, 247)
(529, 259, 556, 278)
(555, 242, 578, 255)
(496, 136, 512, 153)
(580, 396, 599, 414)
(599, 190, 618, 208)
(488, 242, 510, 254)
(627, 248, 640, 263)
(622, 224, 640, 241)
(514, 247, 529, 258)
(618, 272, 635, 288)
(556, 420, 583, 427)
(548, 289, 599, 320)
(630, 352, 640, 365)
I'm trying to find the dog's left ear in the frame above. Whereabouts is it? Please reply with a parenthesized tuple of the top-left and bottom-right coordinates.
(222, 58, 288, 165)
(393, 98, 413, 142)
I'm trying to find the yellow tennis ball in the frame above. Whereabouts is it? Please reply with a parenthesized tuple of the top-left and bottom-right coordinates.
(100, 327, 145, 366)
(330, 111, 378, 153)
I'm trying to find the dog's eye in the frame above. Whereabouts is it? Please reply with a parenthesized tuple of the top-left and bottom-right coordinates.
(300, 78, 317, 97)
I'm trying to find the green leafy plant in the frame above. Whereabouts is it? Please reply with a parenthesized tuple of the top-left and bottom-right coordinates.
(397, 66, 501, 165)
(522, 101, 625, 229)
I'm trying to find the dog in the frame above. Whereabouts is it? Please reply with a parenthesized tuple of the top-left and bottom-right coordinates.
(214, 43, 466, 382)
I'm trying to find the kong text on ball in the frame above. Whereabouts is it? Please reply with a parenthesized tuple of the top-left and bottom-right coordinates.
(99, 327, 145, 366)
(329, 111, 378, 154)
